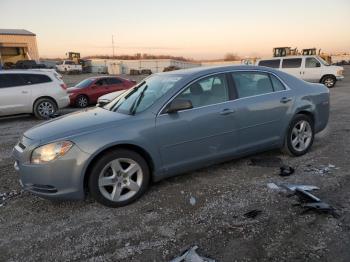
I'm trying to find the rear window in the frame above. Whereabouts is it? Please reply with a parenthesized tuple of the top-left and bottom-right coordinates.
(259, 59, 280, 68)
(21, 74, 52, 85)
(232, 72, 274, 98)
(282, 58, 302, 68)
(0, 74, 25, 88)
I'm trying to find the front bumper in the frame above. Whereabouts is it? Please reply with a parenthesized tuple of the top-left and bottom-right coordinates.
(13, 142, 91, 200)
(336, 76, 344, 81)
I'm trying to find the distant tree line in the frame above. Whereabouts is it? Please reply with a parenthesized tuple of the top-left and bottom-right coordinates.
(84, 53, 193, 61)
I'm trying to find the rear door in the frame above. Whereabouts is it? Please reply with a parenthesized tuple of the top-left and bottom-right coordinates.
(155, 73, 238, 175)
(280, 58, 303, 78)
(230, 71, 294, 153)
(0, 73, 32, 116)
(302, 57, 324, 82)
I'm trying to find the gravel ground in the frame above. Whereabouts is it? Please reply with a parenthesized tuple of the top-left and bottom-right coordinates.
(0, 68, 350, 261)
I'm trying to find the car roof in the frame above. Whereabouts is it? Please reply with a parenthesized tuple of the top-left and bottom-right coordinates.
(0, 70, 52, 75)
(157, 64, 280, 78)
(259, 55, 318, 61)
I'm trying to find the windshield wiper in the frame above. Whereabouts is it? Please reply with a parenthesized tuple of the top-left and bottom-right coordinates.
(129, 85, 148, 115)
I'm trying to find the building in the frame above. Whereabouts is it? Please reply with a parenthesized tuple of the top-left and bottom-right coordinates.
(106, 59, 201, 75)
(0, 29, 39, 67)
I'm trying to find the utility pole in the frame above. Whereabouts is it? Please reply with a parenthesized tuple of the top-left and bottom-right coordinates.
(112, 34, 115, 58)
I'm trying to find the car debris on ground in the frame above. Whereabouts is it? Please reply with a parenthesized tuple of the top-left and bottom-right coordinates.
(279, 165, 295, 177)
(170, 246, 216, 262)
(244, 209, 262, 219)
(0, 190, 24, 207)
(304, 164, 338, 176)
(189, 196, 196, 206)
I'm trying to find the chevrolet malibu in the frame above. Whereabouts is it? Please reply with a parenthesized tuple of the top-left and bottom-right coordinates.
(13, 66, 330, 207)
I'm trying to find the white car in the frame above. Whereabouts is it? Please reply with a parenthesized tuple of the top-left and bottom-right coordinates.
(0, 70, 70, 119)
(56, 60, 82, 73)
(96, 90, 126, 107)
(257, 55, 344, 88)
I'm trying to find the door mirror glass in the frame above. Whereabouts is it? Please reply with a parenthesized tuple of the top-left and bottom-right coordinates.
(166, 99, 193, 113)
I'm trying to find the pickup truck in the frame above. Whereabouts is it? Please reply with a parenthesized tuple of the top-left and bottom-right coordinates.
(14, 60, 47, 69)
(56, 60, 82, 73)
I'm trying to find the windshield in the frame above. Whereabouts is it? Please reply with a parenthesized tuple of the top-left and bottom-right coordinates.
(317, 56, 330, 66)
(75, 78, 94, 88)
(106, 75, 182, 114)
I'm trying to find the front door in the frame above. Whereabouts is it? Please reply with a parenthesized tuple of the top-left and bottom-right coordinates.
(230, 71, 294, 153)
(155, 73, 237, 175)
(302, 57, 324, 82)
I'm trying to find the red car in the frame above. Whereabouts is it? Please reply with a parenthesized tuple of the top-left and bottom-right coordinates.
(68, 76, 136, 107)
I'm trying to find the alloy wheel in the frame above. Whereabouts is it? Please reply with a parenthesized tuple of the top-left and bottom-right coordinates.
(98, 158, 143, 202)
(324, 77, 335, 88)
(290, 120, 313, 152)
(77, 96, 88, 107)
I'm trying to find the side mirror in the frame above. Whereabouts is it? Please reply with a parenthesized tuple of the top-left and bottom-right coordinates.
(315, 62, 321, 67)
(166, 99, 193, 113)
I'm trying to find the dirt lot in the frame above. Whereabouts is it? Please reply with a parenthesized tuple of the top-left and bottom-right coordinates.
(1, 68, 350, 261)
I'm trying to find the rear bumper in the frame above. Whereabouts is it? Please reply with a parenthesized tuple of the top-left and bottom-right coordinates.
(13, 144, 90, 200)
(57, 95, 70, 109)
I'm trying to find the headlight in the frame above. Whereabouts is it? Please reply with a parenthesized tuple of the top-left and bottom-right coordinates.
(337, 70, 344, 76)
(31, 141, 74, 164)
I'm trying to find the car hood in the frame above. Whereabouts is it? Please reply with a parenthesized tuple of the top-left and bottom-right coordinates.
(98, 90, 126, 101)
(24, 107, 130, 142)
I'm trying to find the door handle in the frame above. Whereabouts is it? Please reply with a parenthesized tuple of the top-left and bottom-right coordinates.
(220, 108, 235, 115)
(21, 91, 28, 94)
(280, 97, 292, 103)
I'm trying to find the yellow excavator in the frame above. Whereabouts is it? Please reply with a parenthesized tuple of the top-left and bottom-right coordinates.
(273, 47, 298, 57)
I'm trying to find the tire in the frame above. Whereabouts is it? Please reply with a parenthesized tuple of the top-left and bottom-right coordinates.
(283, 114, 314, 156)
(88, 149, 150, 207)
(33, 98, 57, 119)
(75, 95, 89, 108)
(321, 75, 336, 88)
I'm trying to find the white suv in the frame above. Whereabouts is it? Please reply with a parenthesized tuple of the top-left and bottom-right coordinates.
(257, 55, 344, 88)
(0, 70, 70, 119)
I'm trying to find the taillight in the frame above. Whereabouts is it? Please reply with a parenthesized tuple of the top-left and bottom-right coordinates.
(60, 83, 67, 90)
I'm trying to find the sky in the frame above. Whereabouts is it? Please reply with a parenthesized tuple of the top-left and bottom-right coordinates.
(1, 0, 349, 60)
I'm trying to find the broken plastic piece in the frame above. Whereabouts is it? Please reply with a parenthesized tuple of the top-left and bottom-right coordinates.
(301, 202, 339, 218)
(267, 183, 280, 190)
(189, 196, 196, 206)
(170, 246, 215, 262)
(244, 209, 262, 219)
(279, 165, 295, 177)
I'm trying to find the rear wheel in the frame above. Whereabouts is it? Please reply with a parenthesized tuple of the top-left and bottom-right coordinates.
(321, 75, 336, 88)
(33, 98, 57, 119)
(283, 114, 314, 156)
(75, 95, 89, 108)
(88, 149, 150, 207)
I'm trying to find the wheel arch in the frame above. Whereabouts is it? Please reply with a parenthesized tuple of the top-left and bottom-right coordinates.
(294, 110, 315, 126)
(32, 96, 58, 113)
(319, 74, 336, 83)
(82, 143, 155, 194)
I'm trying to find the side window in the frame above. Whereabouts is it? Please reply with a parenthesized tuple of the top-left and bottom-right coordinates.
(21, 74, 52, 85)
(95, 79, 108, 86)
(282, 58, 302, 68)
(270, 74, 285, 91)
(107, 78, 123, 85)
(259, 59, 280, 68)
(305, 57, 320, 68)
(177, 74, 229, 108)
(0, 74, 25, 88)
(232, 72, 273, 98)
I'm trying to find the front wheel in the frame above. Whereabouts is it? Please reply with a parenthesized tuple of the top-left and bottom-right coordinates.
(283, 114, 314, 156)
(75, 95, 89, 108)
(88, 149, 150, 207)
(321, 75, 336, 88)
